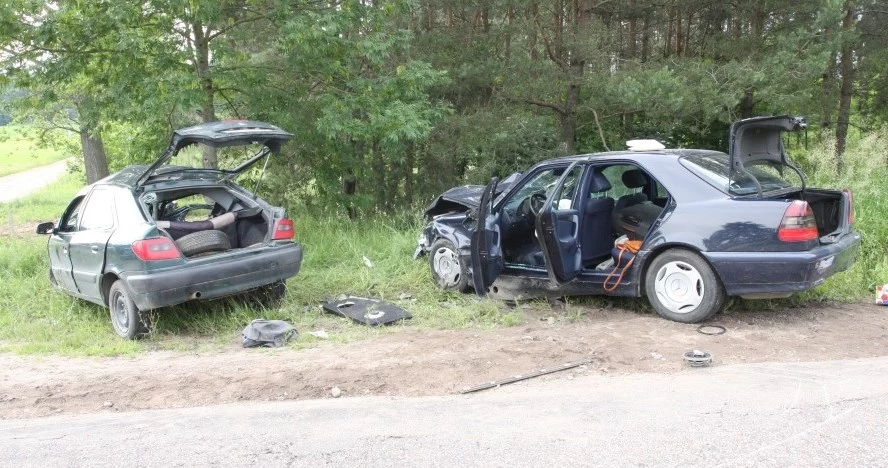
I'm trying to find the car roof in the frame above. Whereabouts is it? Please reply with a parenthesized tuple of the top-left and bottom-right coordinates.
(528, 148, 722, 169)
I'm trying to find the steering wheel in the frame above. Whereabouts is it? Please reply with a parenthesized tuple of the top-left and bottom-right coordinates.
(165, 204, 214, 222)
(529, 192, 547, 216)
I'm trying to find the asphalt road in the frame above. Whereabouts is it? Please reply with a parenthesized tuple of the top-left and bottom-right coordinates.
(0, 159, 69, 203)
(1, 356, 886, 468)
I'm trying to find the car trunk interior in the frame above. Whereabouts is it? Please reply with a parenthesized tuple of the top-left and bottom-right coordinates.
(143, 187, 272, 254)
(777, 189, 845, 238)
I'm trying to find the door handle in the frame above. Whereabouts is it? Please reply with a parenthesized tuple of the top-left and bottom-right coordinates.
(91, 246, 99, 253)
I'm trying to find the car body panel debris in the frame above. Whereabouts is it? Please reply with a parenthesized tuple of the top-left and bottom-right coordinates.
(322, 296, 412, 326)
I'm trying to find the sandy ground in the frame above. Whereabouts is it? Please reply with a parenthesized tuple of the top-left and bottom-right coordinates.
(1, 300, 886, 419)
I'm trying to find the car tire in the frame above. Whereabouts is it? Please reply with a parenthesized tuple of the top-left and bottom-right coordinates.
(175, 230, 231, 257)
(252, 280, 287, 308)
(109, 280, 151, 340)
(644, 249, 725, 323)
(429, 238, 469, 292)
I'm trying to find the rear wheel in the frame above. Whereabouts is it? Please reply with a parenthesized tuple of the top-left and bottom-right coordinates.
(644, 249, 725, 323)
(429, 239, 469, 292)
(109, 280, 151, 340)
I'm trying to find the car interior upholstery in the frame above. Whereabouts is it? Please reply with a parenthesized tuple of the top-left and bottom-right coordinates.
(143, 189, 270, 251)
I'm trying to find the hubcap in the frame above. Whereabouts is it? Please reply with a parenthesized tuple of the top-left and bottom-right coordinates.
(653, 260, 704, 314)
(112, 291, 130, 331)
(432, 246, 462, 288)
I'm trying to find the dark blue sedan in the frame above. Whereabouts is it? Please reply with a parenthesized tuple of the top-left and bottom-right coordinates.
(415, 116, 860, 323)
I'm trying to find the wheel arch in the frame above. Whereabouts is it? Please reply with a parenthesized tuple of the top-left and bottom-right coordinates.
(100, 273, 120, 307)
(639, 243, 726, 293)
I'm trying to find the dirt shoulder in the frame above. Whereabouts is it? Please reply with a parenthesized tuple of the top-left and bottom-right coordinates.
(2, 301, 886, 419)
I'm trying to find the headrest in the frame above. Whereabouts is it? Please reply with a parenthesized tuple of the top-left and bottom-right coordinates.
(622, 169, 648, 189)
(589, 171, 612, 193)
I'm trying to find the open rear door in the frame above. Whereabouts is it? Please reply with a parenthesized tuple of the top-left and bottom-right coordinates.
(470, 178, 504, 296)
(536, 162, 583, 285)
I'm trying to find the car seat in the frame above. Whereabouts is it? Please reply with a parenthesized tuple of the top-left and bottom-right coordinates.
(581, 171, 615, 266)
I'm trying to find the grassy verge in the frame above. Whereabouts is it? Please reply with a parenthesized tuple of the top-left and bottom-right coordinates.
(0, 126, 68, 177)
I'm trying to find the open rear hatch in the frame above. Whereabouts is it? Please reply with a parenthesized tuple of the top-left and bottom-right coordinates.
(136, 120, 293, 188)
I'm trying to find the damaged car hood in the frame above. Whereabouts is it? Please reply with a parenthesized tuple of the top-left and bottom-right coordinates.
(424, 172, 519, 218)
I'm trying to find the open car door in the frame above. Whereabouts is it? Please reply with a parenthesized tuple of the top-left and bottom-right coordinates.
(536, 162, 583, 285)
(470, 178, 504, 296)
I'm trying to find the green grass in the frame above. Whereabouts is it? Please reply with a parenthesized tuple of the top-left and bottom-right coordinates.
(1, 129, 886, 356)
(0, 125, 69, 177)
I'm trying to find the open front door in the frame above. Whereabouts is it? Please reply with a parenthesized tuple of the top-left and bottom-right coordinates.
(470, 178, 504, 296)
(536, 162, 584, 285)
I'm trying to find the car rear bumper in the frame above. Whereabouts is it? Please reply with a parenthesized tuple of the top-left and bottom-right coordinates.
(704, 232, 860, 297)
(121, 243, 303, 310)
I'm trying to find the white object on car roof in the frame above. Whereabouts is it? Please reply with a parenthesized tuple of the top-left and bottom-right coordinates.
(626, 139, 666, 151)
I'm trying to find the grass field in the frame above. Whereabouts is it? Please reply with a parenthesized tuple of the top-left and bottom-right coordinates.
(0, 131, 884, 356)
(0, 126, 68, 177)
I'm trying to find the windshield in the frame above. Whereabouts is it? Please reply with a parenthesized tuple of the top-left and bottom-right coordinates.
(680, 152, 796, 196)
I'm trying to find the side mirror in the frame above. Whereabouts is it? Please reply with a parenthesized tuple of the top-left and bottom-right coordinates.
(36, 221, 56, 235)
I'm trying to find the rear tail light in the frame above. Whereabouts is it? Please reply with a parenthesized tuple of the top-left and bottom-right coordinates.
(273, 218, 295, 240)
(843, 188, 854, 226)
(777, 200, 818, 242)
(132, 237, 182, 261)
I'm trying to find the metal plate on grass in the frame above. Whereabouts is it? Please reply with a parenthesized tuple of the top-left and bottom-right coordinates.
(322, 296, 412, 326)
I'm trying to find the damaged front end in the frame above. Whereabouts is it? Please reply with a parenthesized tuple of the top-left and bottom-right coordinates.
(414, 172, 519, 259)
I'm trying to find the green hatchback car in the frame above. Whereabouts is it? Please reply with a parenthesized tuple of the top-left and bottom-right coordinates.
(36, 121, 303, 339)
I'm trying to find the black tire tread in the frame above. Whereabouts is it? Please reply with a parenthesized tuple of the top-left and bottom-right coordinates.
(175, 230, 231, 257)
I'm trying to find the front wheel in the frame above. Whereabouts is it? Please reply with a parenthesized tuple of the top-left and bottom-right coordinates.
(429, 238, 469, 292)
(109, 280, 152, 340)
(644, 249, 725, 323)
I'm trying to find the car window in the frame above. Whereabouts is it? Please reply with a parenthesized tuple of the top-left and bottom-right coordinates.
(680, 152, 795, 196)
(79, 188, 116, 231)
(58, 196, 86, 232)
(114, 189, 147, 226)
(602, 165, 640, 199)
(502, 165, 570, 211)
(551, 165, 584, 210)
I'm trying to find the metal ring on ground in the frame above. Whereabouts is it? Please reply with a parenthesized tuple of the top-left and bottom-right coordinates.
(683, 350, 712, 367)
(697, 324, 726, 335)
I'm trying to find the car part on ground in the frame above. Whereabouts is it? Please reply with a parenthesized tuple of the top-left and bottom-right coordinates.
(684, 350, 713, 367)
(460, 359, 594, 394)
(697, 325, 727, 335)
(36, 120, 303, 340)
(322, 296, 412, 326)
(241, 319, 297, 348)
(415, 115, 860, 324)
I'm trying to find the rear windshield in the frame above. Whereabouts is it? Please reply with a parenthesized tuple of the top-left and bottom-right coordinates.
(679, 152, 795, 196)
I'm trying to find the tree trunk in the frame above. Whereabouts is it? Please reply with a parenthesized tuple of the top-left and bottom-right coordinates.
(193, 22, 218, 169)
(405, 142, 414, 206)
(627, 0, 637, 59)
(79, 128, 110, 184)
(741, 88, 755, 118)
(834, 2, 856, 173)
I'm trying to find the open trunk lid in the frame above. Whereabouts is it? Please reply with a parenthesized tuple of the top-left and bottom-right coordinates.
(728, 115, 807, 197)
(136, 120, 292, 188)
